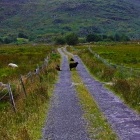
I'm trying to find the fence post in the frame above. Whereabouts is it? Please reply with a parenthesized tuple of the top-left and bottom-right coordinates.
(20, 75, 27, 97)
(7, 83, 16, 112)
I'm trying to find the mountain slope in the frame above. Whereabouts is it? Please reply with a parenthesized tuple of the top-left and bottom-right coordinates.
(0, 0, 140, 39)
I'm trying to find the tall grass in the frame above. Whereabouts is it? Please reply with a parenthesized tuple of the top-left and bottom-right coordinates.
(0, 45, 60, 139)
(0, 44, 55, 82)
(68, 43, 140, 113)
(90, 42, 140, 68)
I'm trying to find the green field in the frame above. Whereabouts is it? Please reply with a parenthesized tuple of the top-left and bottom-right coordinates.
(0, 44, 60, 140)
(68, 42, 140, 112)
(90, 43, 140, 68)
(0, 44, 54, 82)
(0, 42, 140, 139)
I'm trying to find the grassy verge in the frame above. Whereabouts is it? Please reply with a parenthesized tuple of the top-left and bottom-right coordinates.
(71, 70, 118, 140)
(0, 52, 60, 140)
(68, 45, 140, 113)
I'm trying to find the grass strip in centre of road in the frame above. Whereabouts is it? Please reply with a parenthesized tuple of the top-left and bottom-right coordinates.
(71, 70, 118, 140)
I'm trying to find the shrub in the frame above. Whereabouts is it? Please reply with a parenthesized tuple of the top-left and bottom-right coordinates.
(3, 34, 17, 44)
(65, 33, 79, 45)
(0, 37, 3, 44)
(16, 38, 29, 44)
(18, 32, 28, 39)
(55, 36, 66, 45)
(86, 34, 102, 42)
(129, 79, 140, 108)
(3, 37, 12, 44)
(114, 79, 131, 101)
(114, 79, 130, 93)
(79, 37, 86, 43)
(101, 67, 116, 81)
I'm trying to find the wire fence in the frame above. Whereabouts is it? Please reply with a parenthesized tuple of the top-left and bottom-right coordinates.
(0, 90, 8, 100)
(88, 47, 140, 78)
(0, 55, 49, 112)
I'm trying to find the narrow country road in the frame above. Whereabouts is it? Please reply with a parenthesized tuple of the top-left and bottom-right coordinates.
(41, 48, 90, 140)
(42, 47, 140, 140)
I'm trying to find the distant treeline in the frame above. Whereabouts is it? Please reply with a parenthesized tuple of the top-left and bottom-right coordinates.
(55, 33, 130, 45)
(86, 33, 130, 42)
(0, 32, 130, 45)
(0, 32, 29, 45)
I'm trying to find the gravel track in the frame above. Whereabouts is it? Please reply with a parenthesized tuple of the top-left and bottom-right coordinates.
(73, 55, 140, 140)
(41, 48, 90, 140)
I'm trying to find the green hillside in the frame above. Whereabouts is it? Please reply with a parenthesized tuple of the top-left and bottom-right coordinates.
(0, 0, 140, 39)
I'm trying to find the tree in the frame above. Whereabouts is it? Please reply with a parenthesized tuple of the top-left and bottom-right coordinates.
(114, 33, 121, 41)
(18, 32, 28, 39)
(3, 34, 16, 44)
(55, 36, 66, 45)
(86, 34, 94, 42)
(65, 33, 79, 45)
(102, 35, 108, 40)
(86, 34, 102, 42)
(120, 34, 130, 41)
(114, 33, 130, 42)
(0, 37, 3, 44)
(107, 35, 115, 41)
(3, 37, 11, 44)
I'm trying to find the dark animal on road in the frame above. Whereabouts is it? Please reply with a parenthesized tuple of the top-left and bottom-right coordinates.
(69, 62, 78, 71)
(70, 58, 74, 61)
(56, 65, 61, 71)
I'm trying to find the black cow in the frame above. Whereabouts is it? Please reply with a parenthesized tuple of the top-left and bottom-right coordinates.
(69, 62, 79, 71)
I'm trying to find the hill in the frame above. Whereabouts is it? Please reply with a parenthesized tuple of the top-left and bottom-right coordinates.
(0, 0, 140, 40)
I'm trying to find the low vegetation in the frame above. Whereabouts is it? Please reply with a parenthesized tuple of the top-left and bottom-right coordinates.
(68, 42, 140, 112)
(90, 42, 140, 68)
(0, 44, 60, 139)
(0, 44, 54, 82)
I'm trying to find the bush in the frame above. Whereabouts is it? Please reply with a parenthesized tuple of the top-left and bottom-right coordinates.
(3, 35, 17, 44)
(114, 79, 131, 101)
(65, 33, 79, 45)
(114, 33, 130, 42)
(16, 38, 29, 44)
(55, 36, 66, 45)
(128, 79, 140, 108)
(18, 32, 28, 39)
(79, 37, 86, 43)
(114, 79, 130, 93)
(101, 67, 116, 81)
(86, 34, 102, 42)
(0, 37, 3, 44)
